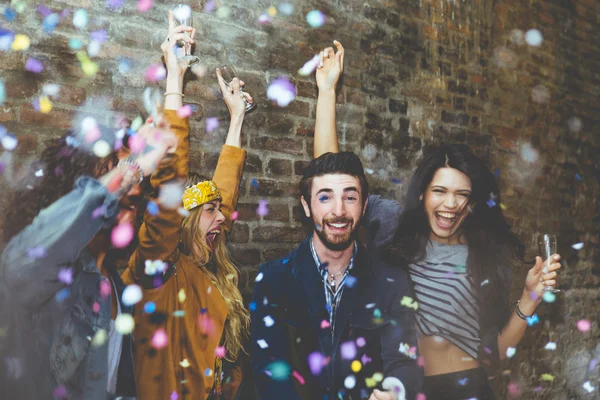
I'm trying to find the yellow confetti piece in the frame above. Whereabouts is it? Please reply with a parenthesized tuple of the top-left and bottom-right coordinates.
(39, 96, 52, 114)
(500, 203, 507, 210)
(267, 6, 277, 16)
(81, 60, 99, 77)
(11, 34, 30, 51)
(179, 359, 190, 368)
(400, 296, 419, 310)
(178, 288, 186, 303)
(351, 360, 362, 373)
(115, 314, 135, 335)
(365, 377, 377, 388)
(91, 329, 107, 346)
(541, 374, 554, 382)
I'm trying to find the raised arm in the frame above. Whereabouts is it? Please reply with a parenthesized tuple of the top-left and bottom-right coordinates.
(314, 40, 344, 157)
(212, 69, 252, 232)
(126, 14, 194, 283)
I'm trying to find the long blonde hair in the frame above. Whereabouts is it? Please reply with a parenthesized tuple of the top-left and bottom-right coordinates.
(179, 173, 250, 362)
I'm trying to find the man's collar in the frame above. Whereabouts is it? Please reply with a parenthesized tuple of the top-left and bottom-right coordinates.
(309, 236, 357, 271)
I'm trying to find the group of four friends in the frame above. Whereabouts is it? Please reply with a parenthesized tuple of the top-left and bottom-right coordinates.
(0, 14, 562, 400)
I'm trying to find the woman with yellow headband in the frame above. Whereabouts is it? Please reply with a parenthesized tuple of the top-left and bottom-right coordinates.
(121, 12, 253, 400)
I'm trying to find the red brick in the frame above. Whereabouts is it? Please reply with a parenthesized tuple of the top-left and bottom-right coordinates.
(0, 107, 17, 122)
(19, 104, 74, 130)
(250, 136, 304, 156)
(253, 226, 306, 243)
(57, 85, 86, 106)
(14, 134, 38, 154)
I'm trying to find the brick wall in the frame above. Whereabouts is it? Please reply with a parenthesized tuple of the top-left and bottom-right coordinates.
(1, 0, 599, 398)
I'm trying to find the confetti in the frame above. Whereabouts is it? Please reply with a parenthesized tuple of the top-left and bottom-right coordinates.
(258, 14, 272, 25)
(351, 360, 362, 372)
(137, 0, 153, 12)
(177, 104, 193, 118)
(542, 291, 556, 303)
(92, 140, 111, 158)
(93, 302, 100, 313)
(144, 301, 156, 313)
(178, 288, 186, 303)
(73, 9, 88, 29)
(27, 246, 46, 259)
(215, 346, 226, 358)
(525, 29, 543, 47)
(106, 0, 125, 10)
(206, 117, 219, 132)
(145, 64, 167, 82)
(151, 329, 168, 349)
(344, 375, 356, 389)
(416, 394, 427, 400)
(263, 315, 274, 327)
(204, 1, 216, 13)
(68, 38, 83, 50)
(279, 3, 294, 16)
(115, 313, 135, 334)
(158, 182, 184, 209)
(306, 10, 326, 28)
(173, 310, 185, 317)
(91, 328, 107, 346)
(519, 143, 539, 163)
(99, 279, 111, 298)
(146, 201, 159, 216)
(356, 337, 366, 347)
(42, 83, 61, 98)
(215, 6, 230, 19)
(11, 34, 30, 51)
(255, 272, 264, 282)
(361, 353, 372, 365)
(179, 359, 190, 368)
(308, 351, 326, 375)
(42, 13, 60, 34)
(298, 55, 320, 76)
(458, 378, 468, 386)
(526, 314, 539, 326)
(250, 178, 259, 189)
(257, 339, 268, 349)
(173, 4, 191, 22)
(56, 288, 70, 302)
(583, 381, 595, 393)
(111, 222, 134, 248)
(399, 342, 417, 359)
(231, 210, 239, 221)
(345, 275, 357, 288)
(481, 279, 489, 286)
(320, 320, 330, 329)
(0, 80, 5, 105)
(400, 296, 418, 310)
(267, 77, 296, 107)
(572, 242, 584, 250)
(257, 199, 269, 217)
(540, 373, 554, 382)
(267, 360, 291, 381)
(531, 85, 550, 104)
(292, 370, 305, 385)
(577, 319, 591, 332)
(122, 284, 143, 306)
(25, 58, 44, 73)
(544, 342, 556, 351)
(340, 341, 356, 360)
(506, 347, 516, 358)
(53, 384, 67, 399)
(568, 117, 582, 133)
(58, 268, 73, 285)
(170, 391, 179, 400)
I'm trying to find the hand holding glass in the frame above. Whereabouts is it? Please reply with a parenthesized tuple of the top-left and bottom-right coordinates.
(217, 65, 257, 113)
(538, 234, 560, 294)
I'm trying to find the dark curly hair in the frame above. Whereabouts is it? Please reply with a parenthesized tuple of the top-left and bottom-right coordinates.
(3, 133, 119, 243)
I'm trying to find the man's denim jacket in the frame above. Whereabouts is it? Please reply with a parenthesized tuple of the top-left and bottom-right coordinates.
(0, 177, 121, 400)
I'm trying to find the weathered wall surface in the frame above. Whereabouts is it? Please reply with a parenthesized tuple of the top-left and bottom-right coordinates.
(0, 0, 598, 398)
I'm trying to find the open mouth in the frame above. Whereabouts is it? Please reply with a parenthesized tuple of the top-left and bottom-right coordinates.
(434, 211, 458, 229)
(324, 220, 351, 233)
(206, 227, 221, 246)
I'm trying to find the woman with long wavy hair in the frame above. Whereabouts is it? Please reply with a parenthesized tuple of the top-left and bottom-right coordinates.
(121, 12, 252, 400)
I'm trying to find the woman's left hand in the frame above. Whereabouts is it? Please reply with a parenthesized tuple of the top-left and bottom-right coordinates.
(216, 68, 253, 119)
(525, 254, 561, 296)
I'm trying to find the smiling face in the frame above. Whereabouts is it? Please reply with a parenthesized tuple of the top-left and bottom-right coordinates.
(423, 167, 472, 244)
(198, 200, 226, 249)
(301, 173, 366, 251)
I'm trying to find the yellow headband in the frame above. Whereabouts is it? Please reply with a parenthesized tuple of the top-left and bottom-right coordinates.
(182, 180, 222, 211)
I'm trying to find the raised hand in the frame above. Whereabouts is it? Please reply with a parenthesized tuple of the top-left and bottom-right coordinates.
(316, 40, 345, 92)
(162, 11, 196, 76)
(134, 117, 178, 176)
(525, 254, 561, 296)
(216, 68, 253, 119)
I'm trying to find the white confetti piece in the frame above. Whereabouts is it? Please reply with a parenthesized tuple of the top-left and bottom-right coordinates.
(257, 339, 269, 349)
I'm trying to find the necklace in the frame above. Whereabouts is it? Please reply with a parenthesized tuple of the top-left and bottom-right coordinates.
(329, 267, 348, 287)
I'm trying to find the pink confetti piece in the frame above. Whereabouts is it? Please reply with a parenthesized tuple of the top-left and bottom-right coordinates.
(508, 382, 520, 396)
(198, 314, 216, 336)
(356, 337, 366, 347)
(93, 302, 100, 313)
(137, 0, 153, 12)
(231, 210, 239, 221)
(417, 356, 425, 367)
(144, 64, 166, 82)
(206, 117, 219, 132)
(151, 329, 168, 349)
(58, 267, 73, 285)
(25, 58, 44, 73)
(215, 346, 226, 358)
(177, 104, 193, 118)
(320, 320, 330, 329)
(292, 370, 305, 385)
(267, 77, 296, 107)
(53, 384, 67, 399)
(170, 391, 179, 400)
(258, 14, 272, 25)
(99, 279, 111, 299)
(416, 394, 427, 400)
(577, 319, 591, 332)
(111, 222, 134, 248)
(128, 134, 146, 154)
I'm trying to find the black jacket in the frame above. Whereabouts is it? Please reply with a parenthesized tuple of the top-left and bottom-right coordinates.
(251, 235, 423, 400)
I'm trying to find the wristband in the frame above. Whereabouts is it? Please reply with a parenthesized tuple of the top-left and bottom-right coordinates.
(164, 92, 184, 98)
(118, 156, 144, 184)
(515, 300, 533, 320)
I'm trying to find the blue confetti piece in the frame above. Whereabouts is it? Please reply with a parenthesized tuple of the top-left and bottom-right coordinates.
(55, 288, 70, 303)
(4, 8, 17, 22)
(146, 201, 159, 216)
(200, 308, 208, 314)
(526, 314, 539, 326)
(391, 178, 402, 184)
(68, 38, 83, 50)
(575, 173, 582, 181)
(250, 178, 259, 189)
(345, 275, 357, 288)
(204, 368, 212, 377)
(282, 258, 289, 264)
(486, 199, 496, 208)
(325, 304, 332, 313)
(458, 378, 469, 386)
(42, 13, 60, 34)
(249, 302, 257, 311)
(144, 301, 156, 313)
(173, 310, 185, 317)
(493, 168, 500, 178)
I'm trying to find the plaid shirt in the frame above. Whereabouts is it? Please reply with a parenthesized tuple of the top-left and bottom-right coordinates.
(309, 237, 357, 336)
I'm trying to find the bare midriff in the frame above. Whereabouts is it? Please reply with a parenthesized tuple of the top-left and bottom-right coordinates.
(419, 334, 480, 376)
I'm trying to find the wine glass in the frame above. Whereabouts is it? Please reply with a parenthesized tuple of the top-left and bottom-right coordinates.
(172, 4, 199, 66)
(538, 234, 560, 293)
(217, 65, 257, 113)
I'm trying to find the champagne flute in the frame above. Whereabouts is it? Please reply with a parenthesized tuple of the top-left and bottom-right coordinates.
(538, 234, 560, 293)
(217, 65, 257, 113)
(172, 4, 199, 66)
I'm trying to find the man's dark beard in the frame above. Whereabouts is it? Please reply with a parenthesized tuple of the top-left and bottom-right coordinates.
(313, 217, 359, 251)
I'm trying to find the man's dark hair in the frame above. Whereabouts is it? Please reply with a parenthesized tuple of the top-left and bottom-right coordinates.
(299, 152, 369, 206)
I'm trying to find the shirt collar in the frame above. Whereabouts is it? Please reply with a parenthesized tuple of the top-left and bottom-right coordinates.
(309, 236, 357, 273)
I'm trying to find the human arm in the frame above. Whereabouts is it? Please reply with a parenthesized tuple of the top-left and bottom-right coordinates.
(362, 195, 403, 250)
(212, 69, 252, 232)
(497, 255, 561, 359)
(250, 263, 302, 400)
(314, 40, 344, 158)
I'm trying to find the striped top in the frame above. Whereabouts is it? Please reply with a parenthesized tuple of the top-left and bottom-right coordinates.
(409, 241, 481, 359)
